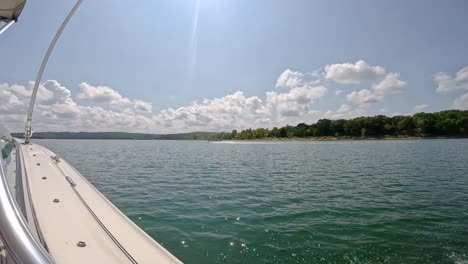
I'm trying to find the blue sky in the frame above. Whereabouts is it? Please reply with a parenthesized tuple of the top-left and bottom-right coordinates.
(1, 0, 467, 133)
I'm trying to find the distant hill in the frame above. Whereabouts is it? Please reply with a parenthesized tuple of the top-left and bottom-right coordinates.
(10, 131, 229, 140)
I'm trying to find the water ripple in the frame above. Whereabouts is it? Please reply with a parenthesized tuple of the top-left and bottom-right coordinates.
(37, 139, 468, 264)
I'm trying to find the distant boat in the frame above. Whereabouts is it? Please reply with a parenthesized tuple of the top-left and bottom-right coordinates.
(0, 1, 181, 263)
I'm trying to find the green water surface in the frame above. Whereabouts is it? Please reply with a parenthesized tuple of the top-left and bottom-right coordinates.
(37, 139, 468, 264)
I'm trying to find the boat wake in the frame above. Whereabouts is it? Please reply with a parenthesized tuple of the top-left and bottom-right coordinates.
(209, 141, 270, 144)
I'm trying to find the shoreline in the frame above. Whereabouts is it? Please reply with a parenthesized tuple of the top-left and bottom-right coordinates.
(15, 135, 468, 141)
(228, 136, 468, 142)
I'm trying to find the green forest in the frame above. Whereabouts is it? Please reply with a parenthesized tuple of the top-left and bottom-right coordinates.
(228, 110, 468, 140)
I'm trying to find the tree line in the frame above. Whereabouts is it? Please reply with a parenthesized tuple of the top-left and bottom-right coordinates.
(227, 110, 468, 140)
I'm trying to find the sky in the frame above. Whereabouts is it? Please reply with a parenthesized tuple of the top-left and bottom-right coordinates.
(1, 0, 468, 133)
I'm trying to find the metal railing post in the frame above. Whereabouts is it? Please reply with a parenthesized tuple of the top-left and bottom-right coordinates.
(25, 0, 83, 143)
(0, 21, 15, 35)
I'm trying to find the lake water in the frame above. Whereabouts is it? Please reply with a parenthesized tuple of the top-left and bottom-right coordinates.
(35, 139, 468, 264)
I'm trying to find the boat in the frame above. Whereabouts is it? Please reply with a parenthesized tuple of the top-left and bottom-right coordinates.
(0, 1, 182, 263)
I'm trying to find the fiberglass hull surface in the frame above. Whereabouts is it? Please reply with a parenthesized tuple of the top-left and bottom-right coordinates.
(20, 142, 181, 264)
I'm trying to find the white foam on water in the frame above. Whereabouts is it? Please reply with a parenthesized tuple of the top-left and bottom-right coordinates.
(210, 141, 274, 145)
(450, 253, 468, 264)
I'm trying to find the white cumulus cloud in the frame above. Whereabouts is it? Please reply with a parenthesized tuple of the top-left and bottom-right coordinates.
(373, 73, 407, 94)
(2, 81, 65, 103)
(0, 81, 155, 133)
(267, 85, 327, 117)
(0, 88, 24, 114)
(324, 60, 386, 84)
(323, 104, 368, 119)
(1, 77, 330, 133)
(77, 82, 131, 105)
(41, 80, 72, 104)
(0, 61, 414, 133)
(276, 69, 305, 88)
(454, 92, 468, 110)
(77, 82, 152, 113)
(275, 69, 321, 89)
(434, 66, 468, 93)
(414, 104, 429, 112)
(134, 100, 152, 113)
(154, 91, 272, 132)
(346, 89, 383, 105)
(323, 104, 351, 119)
(323, 62, 408, 106)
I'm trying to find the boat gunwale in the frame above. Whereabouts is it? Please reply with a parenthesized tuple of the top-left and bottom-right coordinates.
(0, 139, 53, 263)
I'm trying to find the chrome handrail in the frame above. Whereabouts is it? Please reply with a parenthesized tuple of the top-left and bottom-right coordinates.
(0, 20, 15, 35)
(25, 0, 83, 143)
(0, 144, 53, 263)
